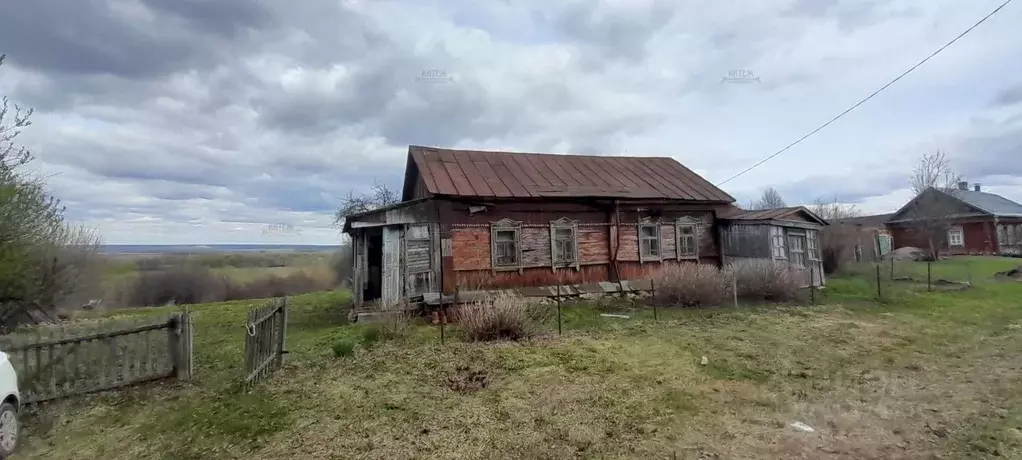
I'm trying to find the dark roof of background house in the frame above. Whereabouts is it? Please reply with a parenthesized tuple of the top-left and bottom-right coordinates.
(950, 190, 1022, 217)
(403, 145, 735, 202)
(832, 213, 895, 227)
(720, 206, 828, 225)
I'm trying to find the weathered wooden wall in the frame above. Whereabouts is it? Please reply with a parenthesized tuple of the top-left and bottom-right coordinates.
(721, 224, 771, 259)
(441, 199, 722, 290)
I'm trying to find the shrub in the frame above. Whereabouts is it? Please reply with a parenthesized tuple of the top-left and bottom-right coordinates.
(377, 311, 413, 340)
(729, 259, 802, 302)
(330, 245, 353, 288)
(456, 293, 545, 341)
(126, 267, 226, 307)
(651, 263, 729, 307)
(331, 339, 356, 358)
(361, 326, 381, 349)
(223, 271, 332, 301)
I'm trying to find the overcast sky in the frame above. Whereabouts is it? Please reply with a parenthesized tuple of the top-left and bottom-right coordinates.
(2, 0, 1021, 245)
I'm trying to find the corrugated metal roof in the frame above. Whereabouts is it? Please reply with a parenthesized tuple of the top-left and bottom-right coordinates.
(406, 145, 735, 202)
(952, 190, 1022, 217)
(720, 206, 828, 225)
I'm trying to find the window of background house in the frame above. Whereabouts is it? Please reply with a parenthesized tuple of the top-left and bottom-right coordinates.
(493, 229, 519, 267)
(1008, 225, 1018, 246)
(639, 224, 660, 259)
(552, 227, 576, 265)
(999, 225, 1008, 246)
(677, 224, 697, 257)
(948, 226, 964, 247)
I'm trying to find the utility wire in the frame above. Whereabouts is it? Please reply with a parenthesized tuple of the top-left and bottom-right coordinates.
(716, 0, 1014, 186)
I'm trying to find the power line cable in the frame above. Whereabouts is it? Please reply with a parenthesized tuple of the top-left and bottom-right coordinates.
(717, 0, 1014, 186)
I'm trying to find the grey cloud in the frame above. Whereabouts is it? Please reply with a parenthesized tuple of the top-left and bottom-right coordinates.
(992, 84, 1022, 107)
(0, 0, 274, 79)
(546, 0, 676, 68)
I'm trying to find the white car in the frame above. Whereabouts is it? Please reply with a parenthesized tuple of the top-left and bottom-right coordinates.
(0, 352, 18, 458)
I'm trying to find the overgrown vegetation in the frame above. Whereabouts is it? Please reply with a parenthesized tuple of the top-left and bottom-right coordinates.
(0, 55, 103, 327)
(456, 293, 546, 341)
(652, 263, 729, 307)
(15, 258, 1022, 459)
(118, 266, 336, 307)
(730, 259, 802, 302)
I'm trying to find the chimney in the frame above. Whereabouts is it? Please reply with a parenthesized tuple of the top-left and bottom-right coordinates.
(958, 181, 968, 191)
(974, 183, 981, 192)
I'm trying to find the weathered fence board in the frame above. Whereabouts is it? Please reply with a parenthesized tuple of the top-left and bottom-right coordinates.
(244, 297, 288, 384)
(0, 313, 193, 404)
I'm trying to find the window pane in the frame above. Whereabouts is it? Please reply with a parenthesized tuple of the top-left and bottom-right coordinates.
(679, 225, 694, 235)
(496, 230, 515, 242)
(640, 225, 656, 237)
(554, 228, 573, 239)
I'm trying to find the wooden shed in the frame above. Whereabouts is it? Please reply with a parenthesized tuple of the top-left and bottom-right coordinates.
(719, 206, 828, 287)
(342, 145, 738, 309)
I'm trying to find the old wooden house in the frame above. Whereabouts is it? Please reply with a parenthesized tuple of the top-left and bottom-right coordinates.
(828, 213, 894, 263)
(887, 182, 1022, 256)
(719, 206, 828, 285)
(342, 145, 750, 308)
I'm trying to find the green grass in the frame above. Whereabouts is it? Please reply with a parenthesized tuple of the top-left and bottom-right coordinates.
(15, 257, 1022, 459)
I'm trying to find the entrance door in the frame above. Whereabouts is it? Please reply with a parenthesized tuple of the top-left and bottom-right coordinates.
(381, 226, 403, 308)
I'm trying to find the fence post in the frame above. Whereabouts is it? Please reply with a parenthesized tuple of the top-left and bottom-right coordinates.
(276, 297, 288, 368)
(167, 315, 184, 379)
(927, 261, 932, 292)
(875, 264, 882, 302)
(651, 279, 657, 322)
(967, 261, 972, 286)
(556, 284, 562, 335)
(889, 257, 894, 280)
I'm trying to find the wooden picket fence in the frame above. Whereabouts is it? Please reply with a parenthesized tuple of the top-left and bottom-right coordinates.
(244, 297, 288, 384)
(0, 313, 193, 404)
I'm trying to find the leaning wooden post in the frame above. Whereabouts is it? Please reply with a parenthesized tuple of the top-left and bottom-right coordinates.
(889, 257, 894, 280)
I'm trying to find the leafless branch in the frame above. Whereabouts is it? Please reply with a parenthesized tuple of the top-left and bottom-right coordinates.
(752, 187, 786, 210)
(333, 180, 400, 226)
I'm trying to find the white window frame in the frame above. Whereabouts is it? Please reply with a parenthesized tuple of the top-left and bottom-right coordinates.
(638, 222, 661, 262)
(490, 218, 522, 272)
(947, 226, 964, 247)
(550, 218, 579, 271)
(675, 216, 699, 259)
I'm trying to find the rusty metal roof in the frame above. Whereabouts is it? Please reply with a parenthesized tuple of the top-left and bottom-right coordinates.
(720, 206, 828, 225)
(404, 145, 735, 202)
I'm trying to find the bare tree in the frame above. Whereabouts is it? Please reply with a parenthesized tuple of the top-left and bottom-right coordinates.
(905, 150, 962, 260)
(333, 180, 400, 226)
(752, 187, 786, 210)
(810, 197, 862, 273)
(910, 150, 960, 195)
(0, 55, 33, 173)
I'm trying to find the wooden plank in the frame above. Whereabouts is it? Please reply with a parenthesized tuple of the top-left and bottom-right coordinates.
(5, 322, 170, 351)
(25, 370, 175, 405)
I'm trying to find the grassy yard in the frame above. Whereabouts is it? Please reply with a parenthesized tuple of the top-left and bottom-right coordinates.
(14, 257, 1022, 459)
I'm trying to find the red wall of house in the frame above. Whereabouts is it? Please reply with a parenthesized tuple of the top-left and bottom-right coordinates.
(440, 198, 726, 292)
(890, 219, 997, 256)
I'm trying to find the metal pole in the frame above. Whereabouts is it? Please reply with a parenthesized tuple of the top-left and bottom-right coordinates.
(810, 267, 816, 306)
(876, 264, 882, 302)
(556, 284, 562, 335)
(927, 261, 932, 292)
(651, 279, 657, 321)
(967, 260, 972, 286)
(889, 257, 894, 280)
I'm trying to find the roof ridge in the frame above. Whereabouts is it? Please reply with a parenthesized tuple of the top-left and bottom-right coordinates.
(409, 145, 679, 161)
